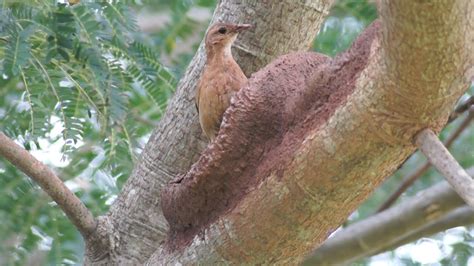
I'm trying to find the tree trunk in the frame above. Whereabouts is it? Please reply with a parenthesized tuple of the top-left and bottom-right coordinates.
(85, 0, 473, 264)
(85, 0, 335, 264)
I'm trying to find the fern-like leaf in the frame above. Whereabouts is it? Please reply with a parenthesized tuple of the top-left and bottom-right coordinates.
(4, 24, 36, 76)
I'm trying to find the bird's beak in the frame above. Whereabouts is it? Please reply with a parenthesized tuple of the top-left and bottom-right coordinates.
(233, 24, 252, 33)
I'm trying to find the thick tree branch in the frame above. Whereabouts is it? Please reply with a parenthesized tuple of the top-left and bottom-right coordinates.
(416, 128, 474, 207)
(103, 0, 335, 264)
(0, 132, 96, 238)
(304, 182, 473, 265)
(378, 206, 474, 255)
(377, 108, 473, 212)
(159, 21, 379, 262)
(154, 0, 473, 264)
(306, 167, 474, 264)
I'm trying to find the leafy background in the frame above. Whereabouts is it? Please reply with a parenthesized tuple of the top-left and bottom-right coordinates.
(0, 0, 472, 265)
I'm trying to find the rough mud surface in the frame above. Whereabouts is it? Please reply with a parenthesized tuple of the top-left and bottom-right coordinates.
(160, 21, 380, 250)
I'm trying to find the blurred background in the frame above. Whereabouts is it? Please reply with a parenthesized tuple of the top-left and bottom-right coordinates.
(0, 0, 472, 265)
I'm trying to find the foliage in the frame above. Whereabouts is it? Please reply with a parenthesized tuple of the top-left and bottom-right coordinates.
(134, 0, 214, 77)
(0, 0, 176, 264)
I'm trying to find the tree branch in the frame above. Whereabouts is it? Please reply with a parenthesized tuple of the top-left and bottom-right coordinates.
(153, 0, 473, 264)
(105, 0, 336, 263)
(303, 182, 471, 265)
(448, 95, 473, 122)
(0, 132, 96, 238)
(416, 128, 474, 207)
(378, 206, 474, 255)
(377, 107, 473, 212)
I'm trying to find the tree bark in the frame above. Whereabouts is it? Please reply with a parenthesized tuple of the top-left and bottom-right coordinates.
(154, 0, 473, 264)
(86, 0, 335, 264)
(416, 129, 474, 207)
(0, 133, 96, 238)
(84, 0, 474, 264)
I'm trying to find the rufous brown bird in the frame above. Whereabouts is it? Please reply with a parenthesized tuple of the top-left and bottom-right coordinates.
(195, 22, 251, 141)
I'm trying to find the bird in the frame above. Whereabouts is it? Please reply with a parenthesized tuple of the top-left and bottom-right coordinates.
(195, 22, 252, 141)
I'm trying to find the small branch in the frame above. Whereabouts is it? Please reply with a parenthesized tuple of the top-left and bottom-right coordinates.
(377, 109, 473, 212)
(131, 110, 157, 127)
(303, 181, 468, 265)
(376, 163, 431, 213)
(415, 128, 474, 207)
(448, 95, 473, 122)
(444, 107, 473, 147)
(0, 132, 97, 238)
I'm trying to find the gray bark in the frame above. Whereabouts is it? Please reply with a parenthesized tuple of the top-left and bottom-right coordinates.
(416, 129, 474, 207)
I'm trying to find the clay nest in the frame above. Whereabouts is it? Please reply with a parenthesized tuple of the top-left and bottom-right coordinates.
(161, 21, 380, 249)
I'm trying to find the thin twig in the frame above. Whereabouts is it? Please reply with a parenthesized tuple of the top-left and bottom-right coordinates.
(131, 110, 158, 127)
(416, 129, 474, 207)
(0, 132, 97, 237)
(448, 95, 473, 122)
(376, 163, 431, 212)
(377, 109, 473, 212)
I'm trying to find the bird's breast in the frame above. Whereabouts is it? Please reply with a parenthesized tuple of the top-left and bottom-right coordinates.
(197, 61, 247, 139)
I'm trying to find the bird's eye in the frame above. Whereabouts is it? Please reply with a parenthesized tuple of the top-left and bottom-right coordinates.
(218, 27, 227, 34)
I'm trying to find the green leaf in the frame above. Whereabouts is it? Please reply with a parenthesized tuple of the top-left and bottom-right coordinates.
(4, 24, 36, 76)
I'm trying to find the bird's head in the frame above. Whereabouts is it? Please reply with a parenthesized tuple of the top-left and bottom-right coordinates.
(204, 23, 252, 55)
